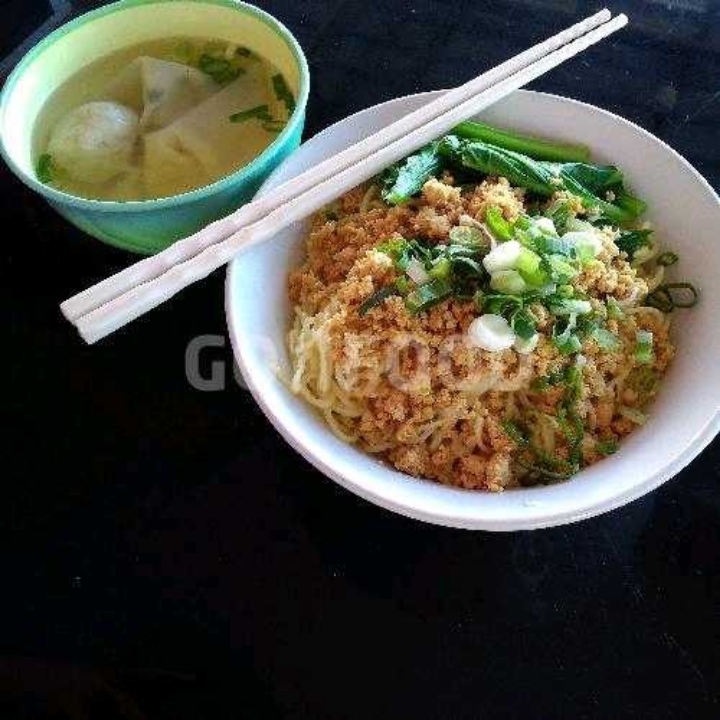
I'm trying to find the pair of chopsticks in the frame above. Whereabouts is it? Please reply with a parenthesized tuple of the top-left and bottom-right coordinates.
(61, 9, 627, 344)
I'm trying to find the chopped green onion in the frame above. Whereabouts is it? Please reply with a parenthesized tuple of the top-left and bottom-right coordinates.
(229, 104, 272, 123)
(634, 330, 654, 365)
(36, 153, 56, 184)
(516, 247, 541, 277)
(547, 255, 578, 283)
(473, 289, 485, 312)
(563, 365, 583, 406)
(553, 314, 581, 355)
(358, 286, 397, 315)
(646, 282, 699, 312)
(516, 458, 574, 482)
(428, 257, 452, 281)
(377, 238, 413, 269)
(262, 120, 285, 133)
(394, 276, 412, 295)
(619, 406, 647, 425)
(656, 252, 678, 267)
(485, 206, 514, 241)
(662, 282, 698, 309)
(626, 367, 658, 398)
(596, 439, 619, 456)
(549, 298, 593, 316)
(271, 73, 296, 115)
(501, 420, 529, 446)
(533, 234, 575, 257)
(449, 226, 484, 247)
(645, 287, 673, 312)
(530, 369, 566, 391)
(406, 257, 430, 285)
(490, 270, 527, 295)
(606, 297, 623, 320)
(484, 294, 523, 316)
(557, 408, 584, 468)
(198, 54, 244, 84)
(450, 256, 484, 277)
(405, 278, 453, 314)
(591, 327, 621, 351)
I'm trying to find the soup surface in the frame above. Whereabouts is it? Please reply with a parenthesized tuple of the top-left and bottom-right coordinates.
(33, 37, 294, 201)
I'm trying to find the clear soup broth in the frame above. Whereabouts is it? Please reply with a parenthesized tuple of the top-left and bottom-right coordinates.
(33, 37, 294, 201)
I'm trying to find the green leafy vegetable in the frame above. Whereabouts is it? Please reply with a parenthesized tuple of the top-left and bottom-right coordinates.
(36, 153, 56, 184)
(439, 137, 643, 225)
(544, 199, 573, 234)
(440, 136, 555, 195)
(615, 229, 652, 259)
(614, 191, 647, 218)
(453, 121, 590, 162)
(554, 162, 623, 196)
(271, 73, 296, 115)
(381, 142, 445, 205)
(229, 104, 272, 123)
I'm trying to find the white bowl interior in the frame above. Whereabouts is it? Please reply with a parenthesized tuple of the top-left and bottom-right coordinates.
(226, 90, 720, 530)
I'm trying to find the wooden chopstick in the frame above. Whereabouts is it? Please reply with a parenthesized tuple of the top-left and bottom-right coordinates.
(60, 8, 611, 324)
(67, 12, 628, 344)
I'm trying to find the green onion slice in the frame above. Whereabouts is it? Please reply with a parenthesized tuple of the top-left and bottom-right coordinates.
(646, 282, 699, 312)
(358, 286, 397, 315)
(656, 252, 679, 267)
(405, 278, 453, 314)
(634, 330, 654, 365)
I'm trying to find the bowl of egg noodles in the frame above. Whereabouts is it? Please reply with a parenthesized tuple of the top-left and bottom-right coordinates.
(0, 0, 309, 253)
(227, 90, 720, 530)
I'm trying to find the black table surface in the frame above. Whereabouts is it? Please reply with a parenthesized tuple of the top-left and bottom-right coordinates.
(1, 1, 719, 718)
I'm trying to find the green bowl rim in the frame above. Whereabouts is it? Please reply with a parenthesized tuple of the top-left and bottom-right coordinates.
(0, 0, 310, 214)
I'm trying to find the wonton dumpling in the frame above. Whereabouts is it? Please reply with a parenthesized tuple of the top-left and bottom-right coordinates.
(144, 71, 273, 197)
(48, 101, 139, 184)
(106, 57, 219, 132)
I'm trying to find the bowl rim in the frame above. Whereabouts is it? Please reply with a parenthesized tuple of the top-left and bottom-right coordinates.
(0, 0, 310, 213)
(226, 88, 720, 530)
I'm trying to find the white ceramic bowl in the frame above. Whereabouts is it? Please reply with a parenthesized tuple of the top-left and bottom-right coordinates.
(226, 90, 720, 530)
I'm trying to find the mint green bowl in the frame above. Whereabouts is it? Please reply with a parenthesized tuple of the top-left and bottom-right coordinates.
(0, 0, 309, 254)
